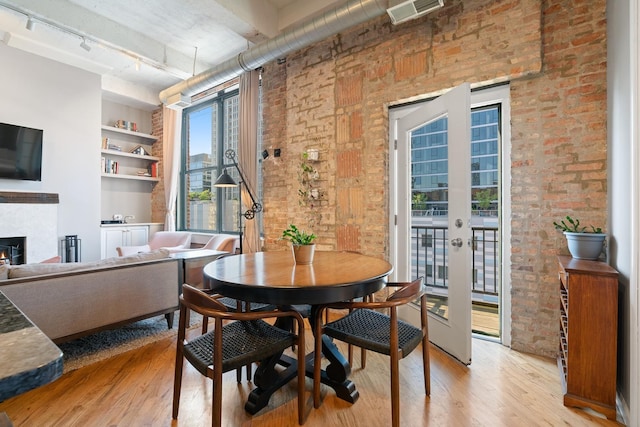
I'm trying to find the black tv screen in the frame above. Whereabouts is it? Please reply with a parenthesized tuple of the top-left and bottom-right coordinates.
(0, 122, 43, 181)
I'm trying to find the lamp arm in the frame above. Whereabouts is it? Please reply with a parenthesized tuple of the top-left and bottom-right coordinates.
(225, 149, 262, 218)
(231, 160, 258, 207)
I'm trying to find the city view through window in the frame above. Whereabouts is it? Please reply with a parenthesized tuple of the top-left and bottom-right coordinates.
(411, 106, 500, 335)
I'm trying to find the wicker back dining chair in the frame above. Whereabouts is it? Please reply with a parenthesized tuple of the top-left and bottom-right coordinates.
(173, 284, 307, 427)
(200, 253, 276, 382)
(312, 277, 429, 427)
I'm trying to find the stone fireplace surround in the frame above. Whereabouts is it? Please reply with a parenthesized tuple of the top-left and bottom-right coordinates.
(0, 192, 59, 264)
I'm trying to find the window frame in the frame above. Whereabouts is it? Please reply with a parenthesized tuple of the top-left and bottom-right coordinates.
(179, 88, 241, 233)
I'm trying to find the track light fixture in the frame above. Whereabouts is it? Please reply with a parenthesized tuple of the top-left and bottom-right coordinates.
(79, 37, 91, 52)
(25, 17, 34, 31)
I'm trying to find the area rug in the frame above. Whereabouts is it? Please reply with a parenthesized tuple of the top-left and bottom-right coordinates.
(58, 312, 200, 373)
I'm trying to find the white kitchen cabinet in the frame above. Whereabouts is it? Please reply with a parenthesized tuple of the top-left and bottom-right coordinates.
(101, 225, 149, 259)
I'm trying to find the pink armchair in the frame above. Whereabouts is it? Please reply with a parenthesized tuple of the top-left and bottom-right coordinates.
(201, 234, 239, 253)
(116, 231, 192, 256)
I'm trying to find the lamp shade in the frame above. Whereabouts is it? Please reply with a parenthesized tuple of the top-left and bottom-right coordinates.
(214, 169, 237, 187)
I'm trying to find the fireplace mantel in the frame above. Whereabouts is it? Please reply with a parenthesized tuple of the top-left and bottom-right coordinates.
(0, 192, 59, 204)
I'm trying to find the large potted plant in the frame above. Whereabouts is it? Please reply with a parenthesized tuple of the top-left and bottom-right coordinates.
(281, 224, 316, 264)
(553, 215, 606, 260)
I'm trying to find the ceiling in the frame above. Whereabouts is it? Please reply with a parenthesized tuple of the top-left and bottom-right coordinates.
(0, 0, 351, 109)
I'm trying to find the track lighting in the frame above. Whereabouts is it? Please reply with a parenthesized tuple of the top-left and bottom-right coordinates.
(80, 37, 91, 52)
(25, 17, 34, 31)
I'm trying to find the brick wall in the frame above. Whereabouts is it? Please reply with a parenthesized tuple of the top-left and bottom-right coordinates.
(260, 0, 607, 357)
(509, 1, 607, 356)
(150, 108, 165, 224)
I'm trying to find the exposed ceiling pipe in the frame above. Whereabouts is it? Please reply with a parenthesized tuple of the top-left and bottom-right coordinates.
(159, 0, 389, 107)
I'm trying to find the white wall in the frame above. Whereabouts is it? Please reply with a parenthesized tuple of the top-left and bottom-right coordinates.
(607, 0, 638, 424)
(0, 43, 102, 261)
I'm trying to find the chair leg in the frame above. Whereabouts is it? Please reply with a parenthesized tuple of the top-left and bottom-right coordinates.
(172, 308, 188, 420)
(390, 350, 400, 427)
(313, 310, 324, 409)
(422, 338, 431, 396)
(347, 344, 366, 368)
(202, 316, 209, 334)
(172, 358, 184, 419)
(291, 321, 297, 351)
(296, 320, 306, 425)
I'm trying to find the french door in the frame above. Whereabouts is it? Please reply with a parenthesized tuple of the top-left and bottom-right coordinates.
(390, 83, 473, 364)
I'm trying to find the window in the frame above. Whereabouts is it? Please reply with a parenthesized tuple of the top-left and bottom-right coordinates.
(180, 89, 242, 233)
(411, 105, 500, 215)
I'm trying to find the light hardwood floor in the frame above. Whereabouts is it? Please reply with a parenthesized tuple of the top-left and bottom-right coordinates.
(0, 326, 624, 426)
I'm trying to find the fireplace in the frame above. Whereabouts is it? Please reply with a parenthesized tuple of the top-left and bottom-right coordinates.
(0, 192, 59, 263)
(0, 236, 26, 265)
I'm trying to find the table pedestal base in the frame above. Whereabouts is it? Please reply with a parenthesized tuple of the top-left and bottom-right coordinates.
(245, 335, 359, 415)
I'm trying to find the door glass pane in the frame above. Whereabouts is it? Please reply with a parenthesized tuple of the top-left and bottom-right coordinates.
(411, 116, 449, 320)
(470, 106, 500, 336)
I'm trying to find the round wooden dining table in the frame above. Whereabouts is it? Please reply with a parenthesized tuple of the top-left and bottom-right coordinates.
(202, 250, 393, 414)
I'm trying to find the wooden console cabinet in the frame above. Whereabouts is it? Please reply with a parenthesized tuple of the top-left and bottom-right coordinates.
(557, 256, 618, 420)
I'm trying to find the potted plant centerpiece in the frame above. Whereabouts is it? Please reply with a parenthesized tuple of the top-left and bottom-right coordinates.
(282, 224, 316, 264)
(553, 215, 606, 260)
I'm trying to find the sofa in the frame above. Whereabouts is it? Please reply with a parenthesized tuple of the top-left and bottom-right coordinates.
(0, 249, 179, 344)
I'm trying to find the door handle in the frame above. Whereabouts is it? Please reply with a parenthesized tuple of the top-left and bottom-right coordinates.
(450, 238, 463, 247)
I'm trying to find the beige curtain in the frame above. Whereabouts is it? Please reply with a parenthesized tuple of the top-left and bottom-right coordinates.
(238, 70, 260, 252)
(162, 106, 182, 231)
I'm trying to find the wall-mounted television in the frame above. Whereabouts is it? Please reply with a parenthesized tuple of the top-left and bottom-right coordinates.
(0, 122, 43, 181)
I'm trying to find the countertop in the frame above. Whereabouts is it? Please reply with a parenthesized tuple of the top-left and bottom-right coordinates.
(0, 291, 63, 402)
(100, 222, 163, 227)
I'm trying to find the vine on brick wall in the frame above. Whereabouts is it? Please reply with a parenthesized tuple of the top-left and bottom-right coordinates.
(298, 150, 323, 229)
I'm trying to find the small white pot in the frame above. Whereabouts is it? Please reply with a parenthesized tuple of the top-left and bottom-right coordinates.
(564, 232, 606, 260)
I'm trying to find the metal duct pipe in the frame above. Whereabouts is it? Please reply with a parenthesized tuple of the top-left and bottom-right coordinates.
(159, 0, 388, 106)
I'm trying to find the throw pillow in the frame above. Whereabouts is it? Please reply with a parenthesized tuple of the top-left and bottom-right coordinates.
(8, 262, 90, 279)
(0, 263, 8, 280)
(112, 248, 170, 265)
(40, 255, 62, 263)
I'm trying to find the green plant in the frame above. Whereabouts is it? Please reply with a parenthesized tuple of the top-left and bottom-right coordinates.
(475, 189, 494, 210)
(281, 224, 316, 245)
(553, 215, 602, 233)
(412, 192, 428, 211)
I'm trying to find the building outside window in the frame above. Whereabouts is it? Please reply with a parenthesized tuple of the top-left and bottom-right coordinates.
(411, 104, 500, 297)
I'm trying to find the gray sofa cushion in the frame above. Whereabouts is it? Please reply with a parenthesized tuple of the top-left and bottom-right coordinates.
(7, 249, 170, 279)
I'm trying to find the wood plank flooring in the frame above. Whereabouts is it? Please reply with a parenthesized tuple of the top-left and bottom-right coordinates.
(0, 323, 624, 426)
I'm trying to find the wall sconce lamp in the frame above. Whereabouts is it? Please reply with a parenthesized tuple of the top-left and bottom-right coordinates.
(214, 149, 262, 253)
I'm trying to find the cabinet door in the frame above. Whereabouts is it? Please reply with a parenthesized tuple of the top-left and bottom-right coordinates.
(102, 228, 125, 258)
(127, 226, 149, 246)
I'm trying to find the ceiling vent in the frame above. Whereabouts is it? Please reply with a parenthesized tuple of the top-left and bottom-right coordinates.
(387, 0, 444, 25)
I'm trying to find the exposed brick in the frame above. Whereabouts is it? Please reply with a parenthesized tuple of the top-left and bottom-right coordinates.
(257, 0, 607, 359)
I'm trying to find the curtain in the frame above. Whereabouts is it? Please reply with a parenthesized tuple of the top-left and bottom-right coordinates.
(238, 70, 260, 252)
(162, 106, 182, 231)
